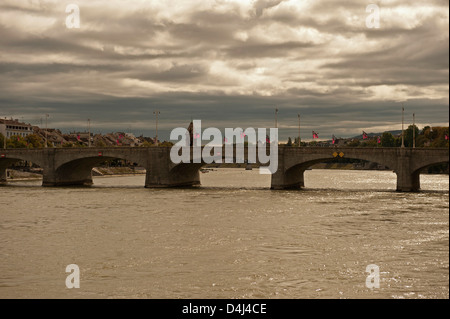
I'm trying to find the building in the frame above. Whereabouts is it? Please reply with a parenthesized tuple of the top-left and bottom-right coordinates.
(0, 118, 33, 138)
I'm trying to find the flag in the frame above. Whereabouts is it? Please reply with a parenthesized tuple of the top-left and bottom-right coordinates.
(116, 139, 120, 145)
(332, 135, 336, 144)
(77, 134, 80, 141)
(445, 134, 449, 141)
(377, 136, 381, 144)
(312, 131, 319, 139)
(363, 131, 368, 139)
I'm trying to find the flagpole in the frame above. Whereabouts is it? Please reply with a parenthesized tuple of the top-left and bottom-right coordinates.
(275, 108, 278, 129)
(45, 114, 49, 148)
(401, 104, 405, 148)
(153, 110, 160, 146)
(88, 119, 91, 148)
(412, 113, 415, 149)
(3, 117, 6, 149)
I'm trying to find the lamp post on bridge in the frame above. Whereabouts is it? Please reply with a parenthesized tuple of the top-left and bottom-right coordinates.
(413, 113, 416, 149)
(45, 114, 49, 148)
(88, 119, 91, 148)
(2, 117, 6, 149)
(275, 108, 279, 129)
(401, 105, 405, 148)
(153, 110, 160, 146)
(298, 113, 301, 148)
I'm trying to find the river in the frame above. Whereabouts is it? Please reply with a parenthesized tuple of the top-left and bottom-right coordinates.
(0, 169, 448, 299)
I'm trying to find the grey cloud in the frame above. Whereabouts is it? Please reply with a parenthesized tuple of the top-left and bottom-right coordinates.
(0, 0, 447, 140)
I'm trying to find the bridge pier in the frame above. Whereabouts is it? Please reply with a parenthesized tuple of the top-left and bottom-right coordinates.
(271, 169, 305, 190)
(144, 148, 201, 188)
(270, 150, 305, 190)
(395, 149, 420, 192)
(396, 171, 420, 192)
(0, 168, 7, 184)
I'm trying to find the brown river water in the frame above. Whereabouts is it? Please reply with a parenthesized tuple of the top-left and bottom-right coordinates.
(0, 169, 448, 299)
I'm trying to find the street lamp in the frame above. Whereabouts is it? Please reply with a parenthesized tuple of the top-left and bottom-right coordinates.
(88, 119, 91, 147)
(275, 108, 279, 129)
(412, 113, 415, 149)
(45, 114, 49, 148)
(298, 113, 301, 148)
(153, 110, 160, 146)
(401, 105, 405, 148)
(3, 117, 6, 149)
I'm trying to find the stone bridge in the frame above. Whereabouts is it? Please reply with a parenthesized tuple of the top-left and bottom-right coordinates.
(0, 146, 448, 192)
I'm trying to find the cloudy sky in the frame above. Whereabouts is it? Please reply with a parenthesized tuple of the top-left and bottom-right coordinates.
(0, 0, 448, 141)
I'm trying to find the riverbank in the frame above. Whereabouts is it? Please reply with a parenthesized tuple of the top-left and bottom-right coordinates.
(5, 167, 146, 181)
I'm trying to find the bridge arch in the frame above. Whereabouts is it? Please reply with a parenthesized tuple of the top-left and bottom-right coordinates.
(412, 160, 449, 176)
(47, 153, 147, 187)
(271, 147, 399, 190)
(410, 159, 449, 191)
(166, 163, 204, 187)
(281, 156, 394, 190)
(0, 152, 46, 184)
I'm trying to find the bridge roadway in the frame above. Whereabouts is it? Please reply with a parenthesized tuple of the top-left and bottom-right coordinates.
(0, 146, 448, 192)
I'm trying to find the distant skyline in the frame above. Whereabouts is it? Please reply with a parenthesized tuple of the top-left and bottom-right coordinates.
(0, 0, 448, 141)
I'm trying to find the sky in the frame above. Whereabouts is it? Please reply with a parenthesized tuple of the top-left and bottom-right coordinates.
(0, 0, 448, 141)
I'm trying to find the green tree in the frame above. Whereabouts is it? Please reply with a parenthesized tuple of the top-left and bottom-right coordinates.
(362, 139, 378, 147)
(347, 139, 360, 147)
(25, 134, 43, 148)
(7, 135, 28, 148)
(95, 139, 106, 147)
(0, 134, 5, 148)
(287, 137, 293, 146)
(404, 125, 420, 147)
(381, 132, 395, 147)
(159, 141, 174, 147)
(416, 135, 427, 148)
(141, 141, 152, 147)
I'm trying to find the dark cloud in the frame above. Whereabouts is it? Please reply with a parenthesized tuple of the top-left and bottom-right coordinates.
(0, 0, 447, 141)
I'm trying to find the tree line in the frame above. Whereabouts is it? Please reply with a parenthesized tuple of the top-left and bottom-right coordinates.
(284, 126, 449, 148)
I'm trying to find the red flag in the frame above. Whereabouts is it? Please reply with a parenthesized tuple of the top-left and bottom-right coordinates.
(363, 131, 368, 139)
(312, 131, 319, 139)
(332, 135, 336, 144)
(77, 135, 80, 141)
(445, 134, 449, 141)
(377, 136, 381, 144)
(116, 139, 120, 145)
